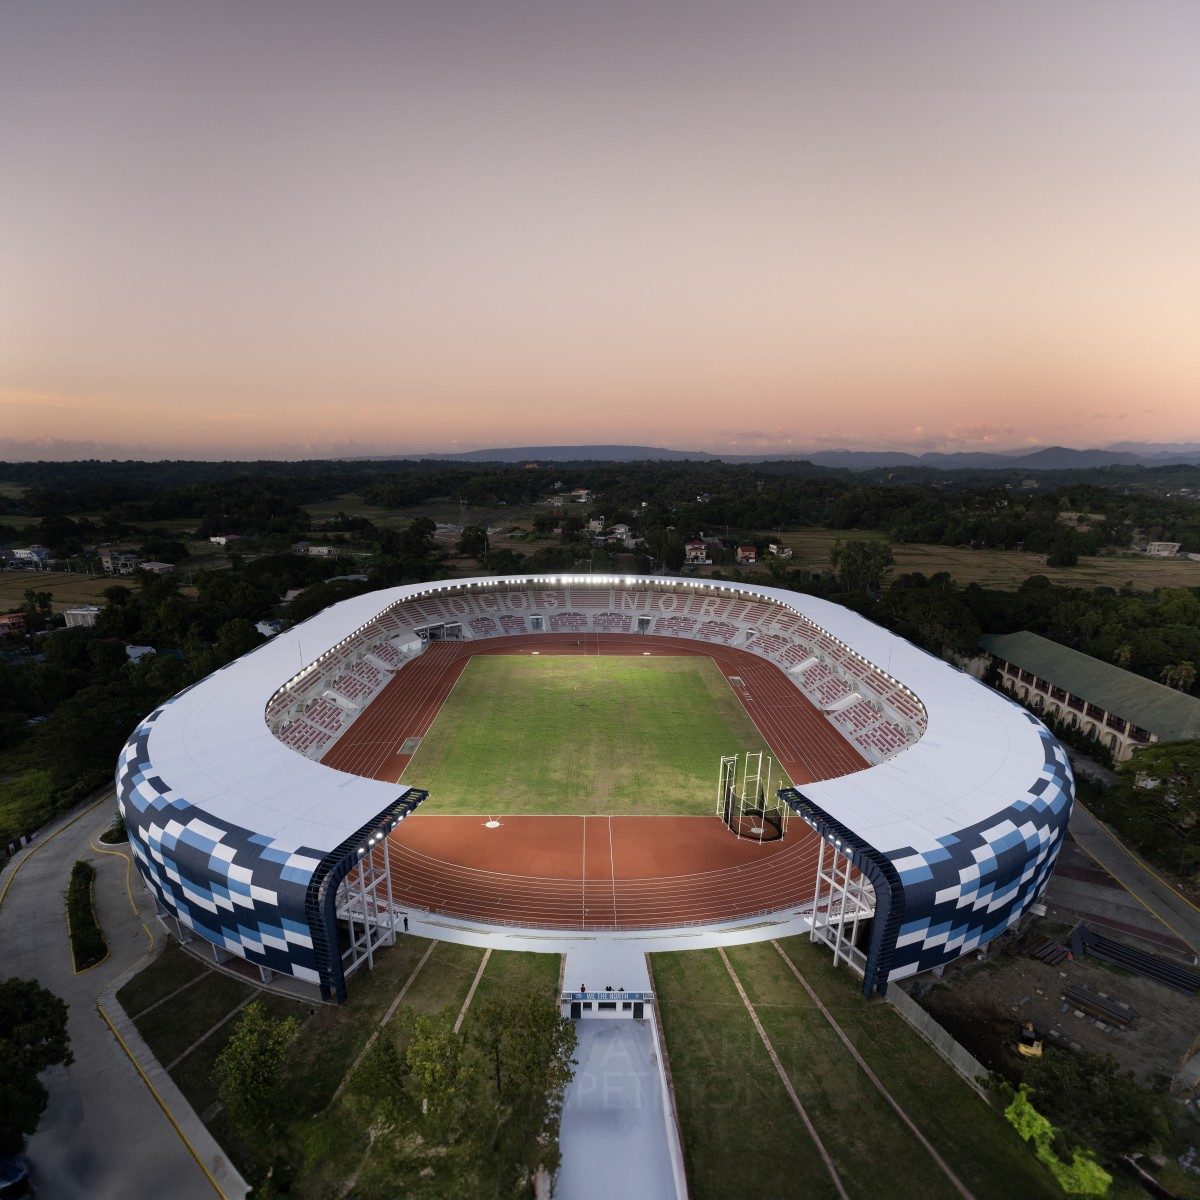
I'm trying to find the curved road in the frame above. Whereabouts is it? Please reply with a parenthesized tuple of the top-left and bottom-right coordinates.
(0, 792, 245, 1200)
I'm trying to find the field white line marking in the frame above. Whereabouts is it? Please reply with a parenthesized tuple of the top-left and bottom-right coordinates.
(332, 938, 440, 1105)
(454, 947, 492, 1034)
(717, 947, 849, 1200)
(771, 940, 976, 1200)
(608, 814, 618, 925)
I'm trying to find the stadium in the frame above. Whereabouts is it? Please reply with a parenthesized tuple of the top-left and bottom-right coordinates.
(116, 574, 1074, 1004)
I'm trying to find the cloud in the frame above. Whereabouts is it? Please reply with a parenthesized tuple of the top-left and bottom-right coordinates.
(942, 420, 1015, 446)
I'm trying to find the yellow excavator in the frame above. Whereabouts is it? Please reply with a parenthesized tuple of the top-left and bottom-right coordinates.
(1017, 1021, 1044, 1058)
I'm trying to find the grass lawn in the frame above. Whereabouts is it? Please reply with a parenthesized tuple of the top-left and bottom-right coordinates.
(295, 943, 562, 1200)
(653, 942, 1061, 1200)
(404, 655, 784, 815)
(129, 970, 262, 1067)
(0, 569, 132, 613)
(116, 941, 209, 1016)
(118, 935, 566, 1198)
(651, 948, 847, 1199)
(722, 527, 1200, 591)
(769, 937, 1062, 1200)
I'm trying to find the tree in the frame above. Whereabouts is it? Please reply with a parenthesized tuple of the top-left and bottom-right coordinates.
(471, 992, 576, 1105)
(829, 538, 894, 593)
(19, 588, 54, 634)
(0, 977, 74, 1155)
(399, 517, 439, 561)
(405, 1010, 474, 1137)
(1110, 740, 1200, 874)
(1024, 1049, 1168, 1163)
(213, 618, 265, 666)
(456, 524, 490, 563)
(1160, 661, 1197, 692)
(212, 1001, 299, 1140)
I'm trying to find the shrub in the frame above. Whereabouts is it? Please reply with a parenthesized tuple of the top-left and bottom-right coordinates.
(66, 860, 107, 971)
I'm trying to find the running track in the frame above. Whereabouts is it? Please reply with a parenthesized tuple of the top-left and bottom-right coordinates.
(320, 634, 869, 929)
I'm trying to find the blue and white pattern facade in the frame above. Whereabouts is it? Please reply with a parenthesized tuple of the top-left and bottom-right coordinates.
(117, 700, 325, 984)
(115, 574, 1073, 1000)
(882, 714, 1073, 981)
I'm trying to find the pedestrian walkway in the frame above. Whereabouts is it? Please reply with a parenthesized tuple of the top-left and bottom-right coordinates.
(0, 793, 246, 1200)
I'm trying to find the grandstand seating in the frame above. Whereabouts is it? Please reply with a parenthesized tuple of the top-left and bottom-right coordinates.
(695, 620, 736, 643)
(265, 581, 928, 765)
(653, 615, 697, 635)
(351, 660, 385, 690)
(369, 641, 403, 668)
(779, 644, 813, 668)
(548, 611, 589, 632)
(861, 669, 893, 698)
(332, 673, 373, 702)
(278, 718, 332, 756)
(772, 611, 804, 635)
(593, 612, 632, 633)
(831, 699, 880, 733)
(746, 632, 788, 660)
(889, 689, 926, 724)
(307, 698, 347, 734)
(855, 721, 910, 759)
(687, 593, 730, 618)
(815, 675, 851, 707)
(800, 662, 833, 692)
(569, 588, 611, 608)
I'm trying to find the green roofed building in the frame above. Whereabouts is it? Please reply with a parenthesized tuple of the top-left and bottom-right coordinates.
(980, 631, 1200, 762)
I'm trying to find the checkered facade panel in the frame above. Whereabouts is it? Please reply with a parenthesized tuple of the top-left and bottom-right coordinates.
(116, 703, 324, 984)
(883, 713, 1073, 981)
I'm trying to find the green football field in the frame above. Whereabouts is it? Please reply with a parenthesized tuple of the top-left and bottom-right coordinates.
(401, 655, 787, 815)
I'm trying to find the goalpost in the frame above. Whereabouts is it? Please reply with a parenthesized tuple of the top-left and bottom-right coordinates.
(716, 750, 788, 841)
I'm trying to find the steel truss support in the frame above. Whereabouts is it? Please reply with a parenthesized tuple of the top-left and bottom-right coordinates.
(810, 835, 875, 976)
(336, 835, 398, 983)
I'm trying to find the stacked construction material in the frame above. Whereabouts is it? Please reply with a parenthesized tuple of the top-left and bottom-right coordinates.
(1061, 982, 1138, 1029)
(1072, 925, 1200, 995)
(1031, 938, 1072, 966)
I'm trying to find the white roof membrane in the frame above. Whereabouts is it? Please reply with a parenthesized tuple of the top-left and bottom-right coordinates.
(139, 576, 1047, 860)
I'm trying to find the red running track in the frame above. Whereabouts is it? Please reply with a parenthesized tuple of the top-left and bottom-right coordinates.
(388, 814, 826, 930)
(321, 633, 867, 929)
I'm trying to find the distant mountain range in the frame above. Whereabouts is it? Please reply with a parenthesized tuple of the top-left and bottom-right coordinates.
(355, 442, 1200, 470)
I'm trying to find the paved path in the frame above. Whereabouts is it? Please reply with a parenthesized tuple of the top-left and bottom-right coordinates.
(1067, 800, 1200, 960)
(0, 793, 247, 1200)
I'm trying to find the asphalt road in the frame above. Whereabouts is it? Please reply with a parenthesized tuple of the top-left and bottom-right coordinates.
(0, 793, 246, 1200)
(1067, 799, 1200, 960)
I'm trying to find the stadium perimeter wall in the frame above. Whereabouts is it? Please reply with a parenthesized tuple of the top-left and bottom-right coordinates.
(115, 575, 1073, 1000)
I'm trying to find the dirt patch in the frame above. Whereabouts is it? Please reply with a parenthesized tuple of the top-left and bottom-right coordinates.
(911, 922, 1199, 1087)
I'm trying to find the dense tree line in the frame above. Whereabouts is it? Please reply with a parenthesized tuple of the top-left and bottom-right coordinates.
(4, 459, 1200, 556)
(0, 524, 450, 844)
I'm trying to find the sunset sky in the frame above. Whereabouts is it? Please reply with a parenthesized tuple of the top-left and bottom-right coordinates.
(3, 2, 1199, 461)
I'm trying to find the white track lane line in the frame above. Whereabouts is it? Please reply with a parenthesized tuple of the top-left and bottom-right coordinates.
(609, 814, 618, 925)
